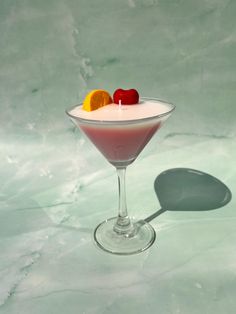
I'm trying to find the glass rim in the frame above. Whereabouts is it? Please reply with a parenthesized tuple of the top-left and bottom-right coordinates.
(65, 97, 176, 125)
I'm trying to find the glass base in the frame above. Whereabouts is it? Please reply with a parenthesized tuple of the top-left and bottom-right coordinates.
(94, 217, 156, 255)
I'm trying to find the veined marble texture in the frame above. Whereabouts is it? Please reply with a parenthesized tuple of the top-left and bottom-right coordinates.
(0, 0, 236, 313)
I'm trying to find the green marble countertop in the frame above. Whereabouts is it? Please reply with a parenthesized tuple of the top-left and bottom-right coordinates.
(0, 0, 235, 313)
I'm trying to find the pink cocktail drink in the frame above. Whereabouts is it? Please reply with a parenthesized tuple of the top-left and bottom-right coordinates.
(80, 119, 161, 166)
(68, 99, 172, 166)
(66, 97, 175, 255)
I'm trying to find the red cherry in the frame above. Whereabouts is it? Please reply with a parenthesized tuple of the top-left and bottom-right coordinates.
(113, 88, 139, 105)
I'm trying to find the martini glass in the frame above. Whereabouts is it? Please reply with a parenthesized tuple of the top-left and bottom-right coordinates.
(66, 97, 175, 255)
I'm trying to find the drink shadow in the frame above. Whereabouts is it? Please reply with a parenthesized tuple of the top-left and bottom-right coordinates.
(139, 168, 232, 226)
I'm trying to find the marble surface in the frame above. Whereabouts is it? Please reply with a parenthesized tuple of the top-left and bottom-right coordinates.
(0, 0, 236, 313)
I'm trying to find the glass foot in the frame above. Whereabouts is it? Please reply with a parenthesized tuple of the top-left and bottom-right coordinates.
(94, 217, 156, 255)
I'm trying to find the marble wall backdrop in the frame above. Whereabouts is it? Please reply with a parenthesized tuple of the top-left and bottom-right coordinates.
(1, 0, 235, 134)
(0, 1, 236, 313)
(0, 0, 235, 243)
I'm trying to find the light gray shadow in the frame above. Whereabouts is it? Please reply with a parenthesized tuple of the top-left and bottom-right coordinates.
(141, 168, 232, 225)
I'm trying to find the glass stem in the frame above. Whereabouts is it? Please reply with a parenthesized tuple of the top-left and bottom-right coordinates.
(113, 167, 133, 235)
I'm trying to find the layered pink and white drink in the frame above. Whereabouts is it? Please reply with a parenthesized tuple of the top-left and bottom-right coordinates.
(68, 99, 173, 167)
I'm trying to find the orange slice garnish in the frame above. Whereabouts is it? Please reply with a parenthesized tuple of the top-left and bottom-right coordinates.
(82, 89, 112, 111)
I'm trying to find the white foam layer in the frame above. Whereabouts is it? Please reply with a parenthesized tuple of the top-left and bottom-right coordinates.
(69, 100, 172, 121)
